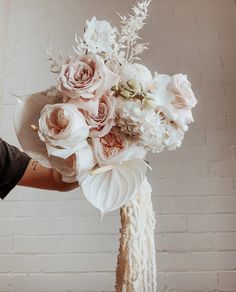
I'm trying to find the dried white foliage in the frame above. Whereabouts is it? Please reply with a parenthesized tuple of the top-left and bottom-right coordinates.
(47, 0, 152, 74)
(46, 49, 71, 74)
(116, 0, 151, 63)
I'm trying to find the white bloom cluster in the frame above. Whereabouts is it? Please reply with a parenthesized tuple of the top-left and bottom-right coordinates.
(115, 97, 184, 153)
(84, 17, 117, 54)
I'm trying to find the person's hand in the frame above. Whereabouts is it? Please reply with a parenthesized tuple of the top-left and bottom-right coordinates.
(18, 159, 79, 192)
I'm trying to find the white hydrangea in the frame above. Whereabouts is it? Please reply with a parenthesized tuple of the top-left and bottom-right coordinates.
(115, 97, 184, 153)
(83, 17, 117, 54)
(164, 124, 185, 151)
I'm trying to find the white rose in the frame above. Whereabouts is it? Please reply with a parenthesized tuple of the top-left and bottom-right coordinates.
(160, 74, 197, 131)
(168, 74, 197, 109)
(38, 103, 89, 159)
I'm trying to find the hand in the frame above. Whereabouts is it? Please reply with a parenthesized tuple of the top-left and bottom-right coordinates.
(18, 159, 79, 192)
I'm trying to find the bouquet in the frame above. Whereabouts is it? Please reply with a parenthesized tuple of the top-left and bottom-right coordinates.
(15, 0, 197, 215)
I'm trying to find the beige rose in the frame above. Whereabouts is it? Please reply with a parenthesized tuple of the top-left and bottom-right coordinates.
(58, 54, 119, 115)
(82, 92, 116, 138)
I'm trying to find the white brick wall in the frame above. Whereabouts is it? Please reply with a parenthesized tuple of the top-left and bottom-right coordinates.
(0, 0, 236, 291)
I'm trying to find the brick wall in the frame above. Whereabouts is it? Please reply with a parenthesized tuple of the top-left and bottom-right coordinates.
(0, 0, 236, 291)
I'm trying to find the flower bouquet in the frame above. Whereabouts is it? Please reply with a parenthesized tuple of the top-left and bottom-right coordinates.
(15, 0, 197, 290)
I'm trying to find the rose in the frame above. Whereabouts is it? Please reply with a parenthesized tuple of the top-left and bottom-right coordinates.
(92, 127, 146, 166)
(159, 74, 197, 131)
(38, 103, 89, 159)
(82, 92, 116, 138)
(96, 127, 126, 160)
(58, 54, 119, 115)
(168, 74, 197, 109)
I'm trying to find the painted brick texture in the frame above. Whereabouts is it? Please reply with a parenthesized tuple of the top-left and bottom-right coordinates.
(0, 0, 236, 291)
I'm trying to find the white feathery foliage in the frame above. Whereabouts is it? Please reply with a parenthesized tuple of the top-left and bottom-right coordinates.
(116, 0, 151, 63)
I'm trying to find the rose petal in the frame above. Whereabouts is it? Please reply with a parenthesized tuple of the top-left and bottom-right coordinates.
(66, 98, 100, 116)
(77, 144, 97, 180)
(148, 89, 175, 106)
(46, 140, 88, 159)
(96, 64, 120, 97)
(161, 103, 194, 131)
(55, 144, 96, 183)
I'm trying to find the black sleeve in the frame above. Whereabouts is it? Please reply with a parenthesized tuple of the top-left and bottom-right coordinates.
(0, 138, 31, 200)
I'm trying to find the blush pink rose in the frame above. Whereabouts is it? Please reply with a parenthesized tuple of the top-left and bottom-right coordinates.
(82, 92, 116, 138)
(58, 54, 119, 116)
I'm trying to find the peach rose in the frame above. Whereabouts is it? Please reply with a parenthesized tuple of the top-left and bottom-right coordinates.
(92, 127, 146, 166)
(38, 103, 89, 159)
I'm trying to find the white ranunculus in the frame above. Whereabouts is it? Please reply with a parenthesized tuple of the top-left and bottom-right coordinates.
(84, 16, 117, 54)
(38, 103, 89, 159)
(119, 63, 153, 91)
(168, 74, 197, 109)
